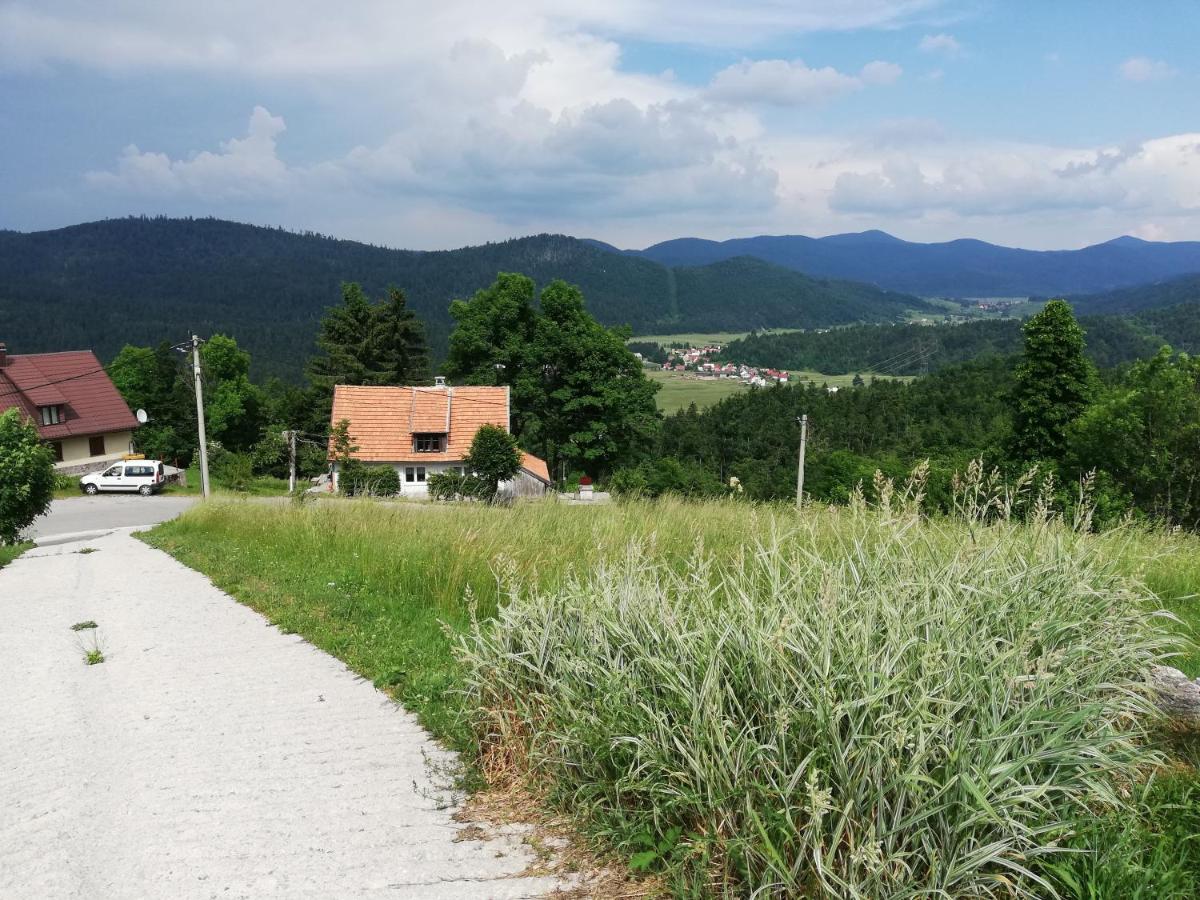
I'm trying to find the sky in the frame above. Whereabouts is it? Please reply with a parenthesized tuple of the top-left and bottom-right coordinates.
(1, 1, 1198, 251)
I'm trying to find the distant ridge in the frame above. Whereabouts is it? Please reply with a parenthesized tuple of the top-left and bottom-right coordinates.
(0, 217, 926, 380)
(622, 231, 1200, 296)
(1069, 272, 1200, 315)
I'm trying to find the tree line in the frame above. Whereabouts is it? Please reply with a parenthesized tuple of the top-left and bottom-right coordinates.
(622, 301, 1200, 530)
(104, 275, 1200, 530)
(108, 274, 661, 485)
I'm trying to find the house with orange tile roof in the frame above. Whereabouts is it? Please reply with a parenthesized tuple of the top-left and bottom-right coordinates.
(328, 378, 553, 497)
(0, 342, 140, 472)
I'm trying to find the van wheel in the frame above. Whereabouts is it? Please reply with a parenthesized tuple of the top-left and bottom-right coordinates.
(139, 485, 153, 496)
(84, 484, 98, 495)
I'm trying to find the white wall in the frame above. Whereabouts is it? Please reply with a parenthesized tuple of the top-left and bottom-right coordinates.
(332, 460, 463, 496)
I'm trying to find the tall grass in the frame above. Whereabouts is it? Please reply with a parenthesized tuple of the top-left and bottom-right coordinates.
(459, 511, 1183, 896)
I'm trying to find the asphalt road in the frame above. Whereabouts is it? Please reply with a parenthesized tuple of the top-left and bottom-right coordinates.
(0, 530, 563, 898)
(28, 495, 200, 542)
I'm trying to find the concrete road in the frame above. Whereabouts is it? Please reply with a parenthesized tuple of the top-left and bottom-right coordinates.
(27, 495, 199, 543)
(0, 530, 562, 899)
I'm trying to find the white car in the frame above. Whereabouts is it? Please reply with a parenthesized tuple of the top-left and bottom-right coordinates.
(80, 460, 167, 496)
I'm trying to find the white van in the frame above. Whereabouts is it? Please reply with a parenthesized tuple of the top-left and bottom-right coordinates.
(80, 460, 167, 496)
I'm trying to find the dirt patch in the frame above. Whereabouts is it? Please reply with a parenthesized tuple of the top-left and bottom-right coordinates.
(455, 776, 664, 899)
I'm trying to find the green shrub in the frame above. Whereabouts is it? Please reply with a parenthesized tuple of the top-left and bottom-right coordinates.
(339, 461, 400, 497)
(0, 408, 56, 544)
(459, 513, 1178, 896)
(427, 470, 485, 501)
(215, 451, 254, 492)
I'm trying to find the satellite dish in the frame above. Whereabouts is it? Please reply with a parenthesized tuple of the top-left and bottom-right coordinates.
(136, 409, 149, 424)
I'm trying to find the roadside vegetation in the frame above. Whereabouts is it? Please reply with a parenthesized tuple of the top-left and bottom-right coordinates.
(146, 476, 1200, 897)
(0, 541, 31, 569)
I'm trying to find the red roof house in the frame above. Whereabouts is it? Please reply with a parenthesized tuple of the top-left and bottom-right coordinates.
(329, 380, 552, 496)
(0, 343, 139, 470)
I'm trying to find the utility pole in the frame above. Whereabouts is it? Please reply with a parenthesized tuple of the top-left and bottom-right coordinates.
(286, 429, 297, 493)
(796, 414, 808, 509)
(190, 335, 211, 499)
(174, 335, 211, 498)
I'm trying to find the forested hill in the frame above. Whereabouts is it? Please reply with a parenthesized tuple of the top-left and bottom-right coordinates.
(720, 301, 1200, 376)
(0, 217, 927, 380)
(627, 232, 1200, 297)
(1068, 272, 1200, 315)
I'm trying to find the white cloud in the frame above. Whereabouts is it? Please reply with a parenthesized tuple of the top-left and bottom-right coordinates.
(0, 1, 947, 73)
(918, 33, 961, 55)
(860, 60, 903, 85)
(1119, 56, 1175, 82)
(708, 58, 900, 106)
(86, 106, 290, 198)
(86, 97, 779, 222)
(827, 133, 1200, 220)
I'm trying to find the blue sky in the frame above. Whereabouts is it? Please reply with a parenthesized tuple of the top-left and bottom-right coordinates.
(1, 1, 1197, 249)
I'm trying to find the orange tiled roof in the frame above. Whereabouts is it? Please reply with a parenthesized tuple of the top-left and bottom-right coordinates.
(330, 384, 510, 463)
(520, 451, 551, 484)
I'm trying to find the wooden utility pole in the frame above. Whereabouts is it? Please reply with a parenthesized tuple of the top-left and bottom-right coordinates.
(286, 429, 297, 493)
(796, 414, 808, 509)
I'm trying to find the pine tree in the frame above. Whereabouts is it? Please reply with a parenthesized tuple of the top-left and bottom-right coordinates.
(307, 282, 433, 427)
(1010, 299, 1095, 463)
(372, 288, 430, 386)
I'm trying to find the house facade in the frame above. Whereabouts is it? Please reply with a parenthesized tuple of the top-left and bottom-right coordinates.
(0, 343, 140, 473)
(328, 380, 552, 497)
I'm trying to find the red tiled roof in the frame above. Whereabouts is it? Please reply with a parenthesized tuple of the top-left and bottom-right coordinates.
(330, 384, 510, 463)
(0, 350, 139, 440)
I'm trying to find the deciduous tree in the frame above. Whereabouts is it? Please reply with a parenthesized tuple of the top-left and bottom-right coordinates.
(445, 274, 659, 477)
(463, 424, 521, 502)
(0, 409, 55, 544)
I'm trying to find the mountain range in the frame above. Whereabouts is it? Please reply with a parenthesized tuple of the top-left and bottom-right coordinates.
(615, 231, 1200, 297)
(0, 218, 924, 380)
(1, 217, 1199, 382)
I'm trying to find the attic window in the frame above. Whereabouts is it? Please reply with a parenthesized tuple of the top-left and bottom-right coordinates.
(413, 433, 445, 453)
(39, 405, 62, 426)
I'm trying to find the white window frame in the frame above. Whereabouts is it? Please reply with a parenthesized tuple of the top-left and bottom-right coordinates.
(39, 405, 61, 426)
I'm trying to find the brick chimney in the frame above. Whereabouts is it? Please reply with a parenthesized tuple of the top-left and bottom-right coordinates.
(0, 343, 7, 368)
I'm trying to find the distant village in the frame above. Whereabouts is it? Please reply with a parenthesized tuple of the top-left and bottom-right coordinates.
(634, 343, 798, 388)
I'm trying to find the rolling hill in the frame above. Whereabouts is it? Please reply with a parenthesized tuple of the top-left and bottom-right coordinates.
(626, 231, 1200, 297)
(715, 301, 1200, 376)
(0, 217, 928, 380)
(1068, 272, 1200, 315)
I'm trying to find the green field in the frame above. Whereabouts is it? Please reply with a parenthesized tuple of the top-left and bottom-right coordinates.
(145, 493, 1200, 897)
(648, 369, 748, 412)
(649, 368, 912, 413)
(630, 329, 799, 347)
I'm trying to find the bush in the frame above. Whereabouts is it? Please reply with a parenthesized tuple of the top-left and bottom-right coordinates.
(0, 409, 56, 543)
(427, 471, 485, 501)
(608, 456, 726, 499)
(215, 451, 255, 492)
(463, 424, 521, 503)
(459, 511, 1176, 896)
(339, 461, 400, 497)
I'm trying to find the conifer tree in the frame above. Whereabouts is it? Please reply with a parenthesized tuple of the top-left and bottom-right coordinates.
(1009, 299, 1095, 463)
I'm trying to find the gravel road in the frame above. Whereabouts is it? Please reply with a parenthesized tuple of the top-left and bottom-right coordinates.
(0, 529, 561, 899)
